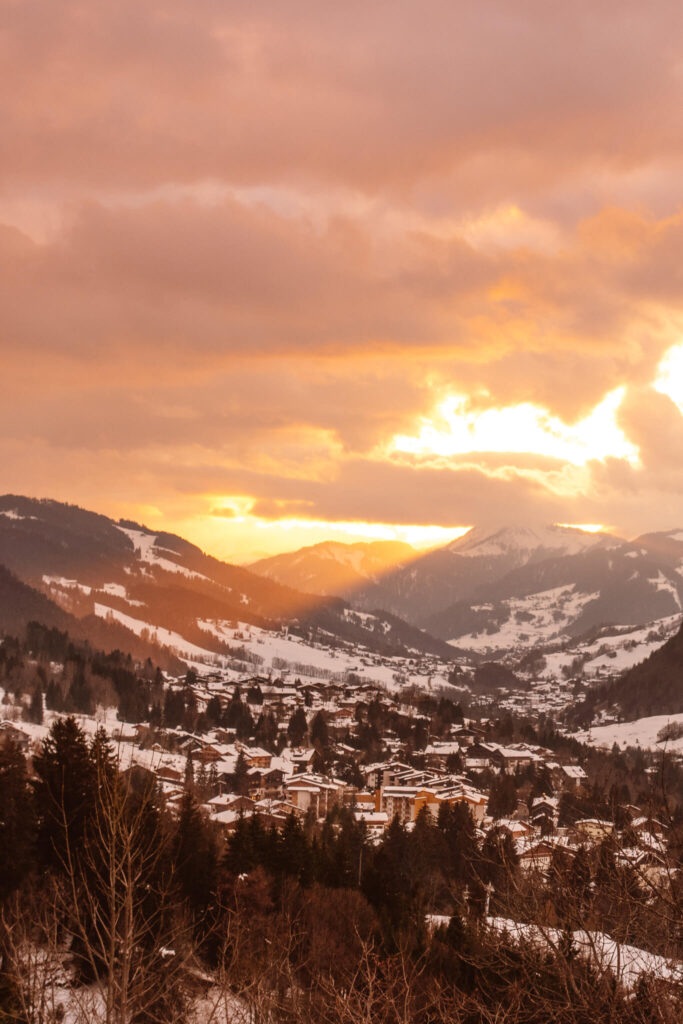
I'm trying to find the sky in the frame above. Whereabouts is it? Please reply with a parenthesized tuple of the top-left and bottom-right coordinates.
(4, 0, 683, 561)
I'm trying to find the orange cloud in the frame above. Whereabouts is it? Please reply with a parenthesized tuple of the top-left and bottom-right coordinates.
(4, 2, 683, 555)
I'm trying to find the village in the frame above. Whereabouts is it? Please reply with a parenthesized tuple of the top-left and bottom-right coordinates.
(1, 659, 674, 888)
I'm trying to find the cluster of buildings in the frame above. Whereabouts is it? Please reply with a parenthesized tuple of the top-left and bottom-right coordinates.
(0, 664, 672, 885)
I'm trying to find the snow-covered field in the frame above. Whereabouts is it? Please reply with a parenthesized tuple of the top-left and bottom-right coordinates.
(452, 585, 599, 654)
(197, 619, 454, 693)
(94, 604, 224, 664)
(575, 713, 683, 754)
(116, 525, 208, 581)
(539, 615, 680, 681)
(426, 914, 682, 990)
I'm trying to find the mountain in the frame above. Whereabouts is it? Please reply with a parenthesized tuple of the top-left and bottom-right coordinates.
(0, 496, 457, 665)
(613, 617, 683, 718)
(424, 540, 683, 654)
(253, 524, 611, 625)
(251, 540, 416, 596)
(633, 528, 683, 565)
(578, 615, 683, 721)
(250, 523, 683, 660)
(0, 563, 185, 670)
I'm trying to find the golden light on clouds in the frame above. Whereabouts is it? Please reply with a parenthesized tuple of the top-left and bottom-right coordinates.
(555, 523, 606, 534)
(5, 2, 683, 559)
(206, 501, 469, 551)
(654, 342, 683, 413)
(391, 388, 639, 467)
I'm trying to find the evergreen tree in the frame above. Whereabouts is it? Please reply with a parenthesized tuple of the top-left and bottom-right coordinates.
(173, 790, 217, 913)
(206, 695, 222, 726)
(163, 688, 185, 729)
(225, 687, 244, 728)
(438, 802, 479, 886)
(232, 752, 250, 796)
(184, 751, 195, 790)
(45, 679, 63, 711)
(235, 704, 254, 742)
(33, 716, 97, 872)
(27, 686, 44, 724)
(486, 772, 517, 819)
(246, 682, 263, 706)
(254, 710, 278, 751)
(90, 727, 117, 787)
(310, 710, 329, 749)
(0, 740, 36, 897)
(287, 707, 308, 747)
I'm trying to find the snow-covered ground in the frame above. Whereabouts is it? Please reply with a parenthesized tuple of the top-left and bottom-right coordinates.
(575, 713, 683, 754)
(93, 604, 224, 665)
(115, 525, 208, 581)
(452, 585, 599, 654)
(539, 615, 680, 681)
(197, 619, 455, 693)
(488, 917, 683, 990)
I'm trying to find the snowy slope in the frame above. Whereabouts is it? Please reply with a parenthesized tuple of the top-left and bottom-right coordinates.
(575, 713, 683, 754)
(446, 524, 605, 559)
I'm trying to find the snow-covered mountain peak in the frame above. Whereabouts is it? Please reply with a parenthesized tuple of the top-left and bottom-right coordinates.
(447, 524, 610, 559)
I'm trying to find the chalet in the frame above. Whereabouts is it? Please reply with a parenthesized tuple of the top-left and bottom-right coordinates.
(558, 764, 587, 789)
(238, 745, 272, 769)
(517, 839, 557, 872)
(496, 818, 535, 840)
(530, 795, 559, 826)
(0, 722, 31, 753)
(353, 809, 389, 836)
(246, 766, 284, 799)
(207, 794, 256, 816)
(288, 748, 317, 773)
(195, 743, 222, 764)
(574, 819, 613, 841)
(451, 727, 479, 747)
(423, 742, 460, 769)
(616, 846, 668, 881)
(155, 764, 184, 785)
(488, 744, 538, 772)
(213, 728, 236, 743)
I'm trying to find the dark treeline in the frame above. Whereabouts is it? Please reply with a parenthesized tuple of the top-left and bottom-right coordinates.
(0, 622, 166, 724)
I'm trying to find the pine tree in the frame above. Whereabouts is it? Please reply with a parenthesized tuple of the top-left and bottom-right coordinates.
(33, 716, 97, 872)
(225, 687, 245, 729)
(287, 707, 308, 747)
(254, 710, 278, 751)
(27, 686, 44, 724)
(232, 752, 250, 796)
(486, 772, 517, 819)
(184, 751, 195, 790)
(173, 790, 217, 913)
(311, 710, 329, 749)
(0, 739, 36, 897)
(206, 695, 222, 726)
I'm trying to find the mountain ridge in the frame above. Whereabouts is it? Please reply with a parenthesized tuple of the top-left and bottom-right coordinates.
(0, 495, 457, 665)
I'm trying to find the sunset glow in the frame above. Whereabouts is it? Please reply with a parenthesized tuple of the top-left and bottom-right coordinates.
(4, 2, 683, 556)
(555, 524, 607, 534)
(654, 343, 683, 413)
(391, 389, 638, 467)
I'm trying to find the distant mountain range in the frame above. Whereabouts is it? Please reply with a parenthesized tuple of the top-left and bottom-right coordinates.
(0, 496, 457, 664)
(250, 524, 683, 655)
